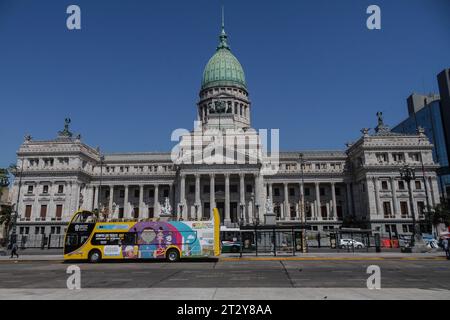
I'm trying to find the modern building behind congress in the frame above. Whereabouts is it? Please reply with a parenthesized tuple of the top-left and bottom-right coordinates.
(393, 68, 450, 198)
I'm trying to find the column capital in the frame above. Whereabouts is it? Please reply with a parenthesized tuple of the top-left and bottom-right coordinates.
(224, 173, 230, 179)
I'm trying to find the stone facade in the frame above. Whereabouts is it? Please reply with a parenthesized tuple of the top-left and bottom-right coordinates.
(9, 23, 441, 238)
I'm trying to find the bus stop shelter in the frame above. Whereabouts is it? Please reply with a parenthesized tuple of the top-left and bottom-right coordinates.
(238, 224, 310, 257)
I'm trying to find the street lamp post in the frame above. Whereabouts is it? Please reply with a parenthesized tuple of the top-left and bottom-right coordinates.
(399, 165, 417, 247)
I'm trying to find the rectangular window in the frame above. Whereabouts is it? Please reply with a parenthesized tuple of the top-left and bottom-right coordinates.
(230, 185, 238, 193)
(289, 188, 295, 197)
(134, 189, 139, 198)
(274, 188, 280, 197)
(376, 153, 388, 163)
(58, 185, 64, 194)
(320, 188, 325, 196)
(163, 189, 169, 198)
(398, 181, 405, 190)
(56, 204, 63, 219)
(415, 181, 421, 190)
(383, 202, 392, 218)
(381, 181, 389, 190)
(203, 185, 210, 194)
(25, 205, 32, 220)
(400, 202, 408, 217)
(40, 205, 47, 219)
(27, 185, 33, 194)
(120, 190, 125, 198)
(43, 185, 49, 194)
(392, 153, 405, 162)
(304, 188, 310, 196)
(246, 184, 253, 193)
(189, 185, 195, 194)
(410, 153, 420, 162)
(148, 207, 154, 219)
(321, 205, 327, 219)
(402, 225, 408, 233)
(148, 189, 154, 198)
(417, 201, 425, 215)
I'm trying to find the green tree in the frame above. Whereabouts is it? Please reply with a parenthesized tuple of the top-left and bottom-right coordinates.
(429, 203, 450, 227)
(0, 205, 12, 241)
(0, 168, 9, 199)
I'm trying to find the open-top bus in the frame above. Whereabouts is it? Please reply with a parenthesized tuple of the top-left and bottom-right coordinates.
(64, 208, 220, 262)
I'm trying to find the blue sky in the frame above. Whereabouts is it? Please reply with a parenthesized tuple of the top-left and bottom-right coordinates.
(0, 0, 449, 167)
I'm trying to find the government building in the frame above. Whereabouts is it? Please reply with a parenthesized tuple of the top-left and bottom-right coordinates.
(9, 21, 441, 240)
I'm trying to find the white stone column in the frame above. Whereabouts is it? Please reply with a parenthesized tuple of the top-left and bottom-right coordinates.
(124, 185, 129, 218)
(109, 185, 114, 218)
(284, 182, 289, 220)
(373, 177, 381, 216)
(139, 185, 144, 219)
(268, 183, 273, 202)
(298, 182, 304, 220)
(180, 175, 186, 220)
(154, 184, 159, 218)
(225, 173, 231, 223)
(72, 182, 80, 213)
(93, 186, 99, 210)
(426, 176, 435, 207)
(195, 174, 201, 220)
(431, 177, 440, 206)
(390, 178, 398, 217)
(331, 182, 337, 221)
(239, 173, 246, 223)
(315, 182, 320, 220)
(209, 174, 215, 217)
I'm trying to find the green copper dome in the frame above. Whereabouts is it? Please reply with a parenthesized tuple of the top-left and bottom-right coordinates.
(201, 25, 247, 90)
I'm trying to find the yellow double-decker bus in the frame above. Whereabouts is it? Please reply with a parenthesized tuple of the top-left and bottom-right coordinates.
(64, 208, 220, 263)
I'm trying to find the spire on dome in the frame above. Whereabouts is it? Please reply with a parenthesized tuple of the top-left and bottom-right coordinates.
(217, 6, 229, 50)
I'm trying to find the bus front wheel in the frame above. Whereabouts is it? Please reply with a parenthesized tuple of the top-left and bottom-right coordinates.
(88, 249, 102, 263)
(166, 249, 180, 262)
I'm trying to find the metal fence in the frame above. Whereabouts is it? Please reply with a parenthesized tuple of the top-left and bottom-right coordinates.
(16, 234, 65, 249)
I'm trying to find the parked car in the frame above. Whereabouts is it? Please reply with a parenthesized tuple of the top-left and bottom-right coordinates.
(339, 239, 365, 249)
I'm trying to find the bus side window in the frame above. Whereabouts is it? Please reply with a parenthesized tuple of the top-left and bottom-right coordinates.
(123, 232, 137, 245)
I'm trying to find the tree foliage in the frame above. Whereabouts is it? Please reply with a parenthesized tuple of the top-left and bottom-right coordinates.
(429, 202, 450, 226)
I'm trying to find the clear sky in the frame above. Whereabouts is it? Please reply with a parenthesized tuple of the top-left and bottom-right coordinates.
(0, 0, 449, 167)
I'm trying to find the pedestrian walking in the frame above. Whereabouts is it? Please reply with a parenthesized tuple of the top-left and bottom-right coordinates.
(10, 242, 19, 259)
(443, 238, 450, 260)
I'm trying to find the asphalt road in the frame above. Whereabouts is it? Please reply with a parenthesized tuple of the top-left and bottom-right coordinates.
(0, 259, 449, 290)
